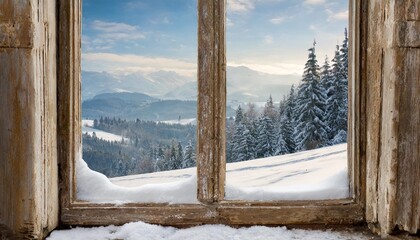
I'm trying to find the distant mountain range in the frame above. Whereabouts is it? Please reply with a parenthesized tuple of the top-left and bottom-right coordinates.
(81, 66, 300, 120)
(81, 70, 193, 100)
(82, 66, 301, 103)
(82, 92, 236, 121)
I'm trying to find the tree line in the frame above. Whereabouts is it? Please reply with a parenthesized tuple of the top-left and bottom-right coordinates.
(83, 118, 196, 177)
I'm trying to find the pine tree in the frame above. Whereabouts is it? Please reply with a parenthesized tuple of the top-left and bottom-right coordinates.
(225, 118, 236, 163)
(154, 146, 167, 171)
(263, 95, 278, 124)
(326, 44, 348, 144)
(280, 85, 297, 153)
(244, 102, 258, 124)
(176, 142, 183, 169)
(166, 140, 182, 170)
(274, 129, 287, 155)
(255, 116, 276, 158)
(340, 28, 349, 82)
(321, 56, 333, 99)
(232, 124, 255, 162)
(339, 27, 349, 139)
(320, 55, 334, 141)
(243, 102, 259, 146)
(295, 41, 329, 150)
(182, 141, 195, 168)
(235, 105, 244, 125)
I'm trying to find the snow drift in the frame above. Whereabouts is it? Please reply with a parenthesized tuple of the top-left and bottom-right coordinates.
(77, 144, 349, 203)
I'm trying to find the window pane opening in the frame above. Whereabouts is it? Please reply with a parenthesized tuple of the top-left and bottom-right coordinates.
(225, 0, 350, 201)
(78, 0, 198, 204)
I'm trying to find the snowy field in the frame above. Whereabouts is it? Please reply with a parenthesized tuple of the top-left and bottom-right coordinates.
(47, 221, 374, 240)
(160, 118, 196, 125)
(77, 144, 348, 203)
(82, 119, 127, 142)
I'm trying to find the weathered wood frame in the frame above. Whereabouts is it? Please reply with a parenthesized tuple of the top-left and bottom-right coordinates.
(58, 0, 367, 226)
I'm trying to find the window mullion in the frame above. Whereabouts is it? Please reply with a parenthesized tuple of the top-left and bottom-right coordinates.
(197, 0, 226, 203)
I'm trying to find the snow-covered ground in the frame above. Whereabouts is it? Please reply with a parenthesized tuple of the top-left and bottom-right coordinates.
(77, 144, 348, 203)
(160, 118, 196, 125)
(225, 144, 348, 201)
(82, 119, 127, 142)
(47, 221, 373, 240)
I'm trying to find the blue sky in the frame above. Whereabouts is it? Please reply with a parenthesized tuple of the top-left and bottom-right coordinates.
(82, 0, 348, 77)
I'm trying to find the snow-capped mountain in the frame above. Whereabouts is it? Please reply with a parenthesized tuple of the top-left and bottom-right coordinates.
(81, 66, 301, 103)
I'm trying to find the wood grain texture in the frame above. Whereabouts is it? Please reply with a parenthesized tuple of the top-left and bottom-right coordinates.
(364, 0, 420, 236)
(406, 0, 420, 21)
(197, 0, 226, 203)
(394, 48, 420, 234)
(0, 0, 58, 239)
(0, 0, 33, 48)
(348, 0, 367, 209)
(61, 204, 216, 226)
(365, 0, 385, 226)
(397, 21, 420, 48)
(57, 0, 82, 211)
(218, 204, 364, 226)
(61, 201, 363, 227)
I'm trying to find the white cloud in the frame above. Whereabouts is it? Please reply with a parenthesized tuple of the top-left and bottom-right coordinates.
(269, 16, 287, 25)
(264, 35, 273, 44)
(326, 9, 348, 21)
(303, 0, 325, 5)
(84, 20, 146, 51)
(91, 20, 145, 41)
(82, 53, 196, 77)
(150, 16, 171, 25)
(92, 20, 137, 33)
(227, 0, 254, 13)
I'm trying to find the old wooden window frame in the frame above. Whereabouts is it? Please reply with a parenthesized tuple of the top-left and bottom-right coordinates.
(58, 0, 367, 226)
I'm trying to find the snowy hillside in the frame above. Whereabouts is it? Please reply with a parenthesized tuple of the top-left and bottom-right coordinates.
(160, 118, 196, 125)
(77, 144, 349, 203)
(82, 120, 126, 142)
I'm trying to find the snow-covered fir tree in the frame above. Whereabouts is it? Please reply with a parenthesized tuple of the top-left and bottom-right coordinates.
(321, 56, 333, 100)
(243, 102, 259, 145)
(182, 141, 195, 168)
(340, 28, 349, 83)
(326, 45, 348, 143)
(235, 105, 244, 125)
(263, 95, 278, 124)
(232, 124, 255, 162)
(320, 55, 334, 141)
(274, 130, 287, 155)
(154, 146, 166, 172)
(255, 115, 276, 158)
(339, 27, 349, 134)
(278, 85, 297, 153)
(295, 41, 329, 150)
(176, 142, 184, 169)
(225, 117, 236, 163)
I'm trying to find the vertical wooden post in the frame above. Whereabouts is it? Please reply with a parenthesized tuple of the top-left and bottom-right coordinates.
(197, 0, 226, 203)
(57, 0, 82, 210)
(0, 0, 58, 238)
(365, 0, 420, 236)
